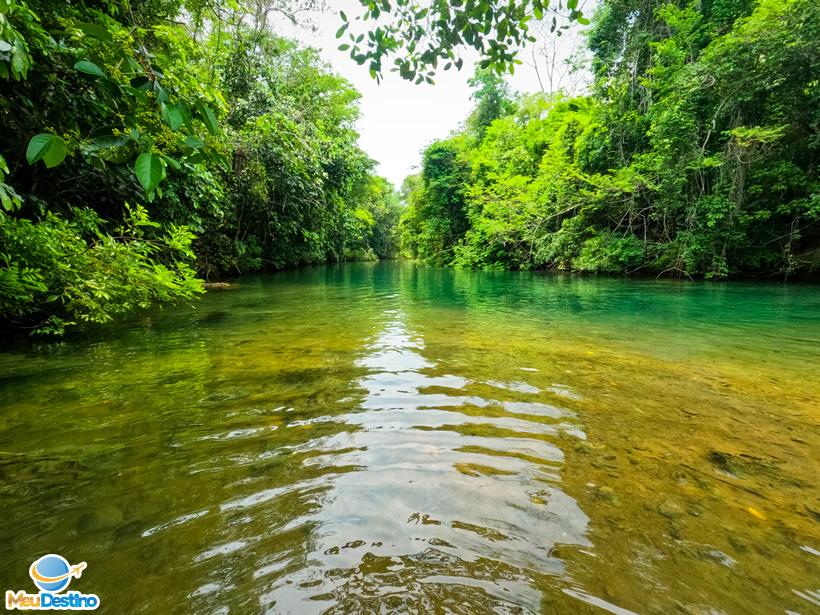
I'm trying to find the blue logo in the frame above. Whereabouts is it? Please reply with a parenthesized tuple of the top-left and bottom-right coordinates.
(5, 554, 99, 610)
(29, 554, 85, 593)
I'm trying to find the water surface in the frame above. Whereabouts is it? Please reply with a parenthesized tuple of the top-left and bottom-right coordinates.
(1, 262, 818, 613)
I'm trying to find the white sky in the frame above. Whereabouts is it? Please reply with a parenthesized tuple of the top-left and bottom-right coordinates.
(274, 1, 591, 188)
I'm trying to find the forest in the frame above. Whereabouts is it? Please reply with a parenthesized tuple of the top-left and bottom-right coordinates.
(1, 0, 818, 336)
(399, 0, 819, 279)
(0, 0, 402, 334)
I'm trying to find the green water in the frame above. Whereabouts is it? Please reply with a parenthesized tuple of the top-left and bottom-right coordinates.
(1, 262, 818, 614)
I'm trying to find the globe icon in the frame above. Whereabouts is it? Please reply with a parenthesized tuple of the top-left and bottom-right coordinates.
(30, 554, 71, 592)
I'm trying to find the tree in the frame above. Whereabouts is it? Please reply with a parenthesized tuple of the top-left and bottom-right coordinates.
(336, 0, 589, 82)
(399, 138, 470, 264)
(0, 0, 402, 333)
(467, 68, 514, 140)
(401, 0, 820, 279)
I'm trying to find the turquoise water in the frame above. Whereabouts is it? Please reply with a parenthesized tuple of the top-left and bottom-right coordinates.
(1, 262, 818, 613)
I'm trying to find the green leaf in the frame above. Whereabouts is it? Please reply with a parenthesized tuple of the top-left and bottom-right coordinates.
(338, 44, 350, 51)
(214, 152, 231, 171)
(89, 134, 130, 150)
(184, 135, 205, 149)
(335, 24, 348, 38)
(76, 23, 113, 42)
(577, 16, 591, 25)
(12, 49, 25, 77)
(74, 60, 107, 78)
(567, 0, 578, 9)
(176, 102, 193, 128)
(196, 103, 219, 136)
(44, 140, 67, 169)
(160, 154, 181, 170)
(26, 134, 67, 168)
(161, 103, 184, 131)
(153, 82, 169, 104)
(185, 152, 206, 165)
(0, 40, 11, 53)
(130, 76, 152, 90)
(134, 152, 164, 192)
(26, 134, 52, 164)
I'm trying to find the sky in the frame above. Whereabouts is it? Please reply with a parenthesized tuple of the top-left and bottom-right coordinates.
(275, 1, 592, 188)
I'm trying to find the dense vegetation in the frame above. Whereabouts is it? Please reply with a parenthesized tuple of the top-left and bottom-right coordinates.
(0, 0, 401, 333)
(1, 0, 816, 334)
(400, 0, 819, 279)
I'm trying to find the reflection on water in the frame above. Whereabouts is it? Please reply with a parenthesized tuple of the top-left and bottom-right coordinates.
(0, 262, 818, 614)
(260, 311, 590, 613)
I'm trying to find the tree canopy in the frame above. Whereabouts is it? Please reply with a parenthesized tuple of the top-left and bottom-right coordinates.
(0, 0, 401, 333)
(400, 0, 819, 279)
(338, 0, 589, 82)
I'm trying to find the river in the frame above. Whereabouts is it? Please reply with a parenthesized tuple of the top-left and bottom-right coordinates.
(1, 261, 818, 613)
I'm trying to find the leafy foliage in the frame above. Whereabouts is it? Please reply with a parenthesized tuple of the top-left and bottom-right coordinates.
(0, 0, 401, 333)
(401, 0, 820, 279)
(399, 138, 471, 265)
(0, 205, 201, 335)
(337, 0, 589, 82)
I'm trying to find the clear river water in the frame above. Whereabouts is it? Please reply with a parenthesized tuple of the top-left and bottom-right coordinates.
(1, 261, 818, 613)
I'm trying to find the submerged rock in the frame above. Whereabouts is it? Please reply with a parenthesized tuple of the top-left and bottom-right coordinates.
(658, 499, 686, 519)
(78, 504, 124, 532)
(707, 450, 780, 478)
